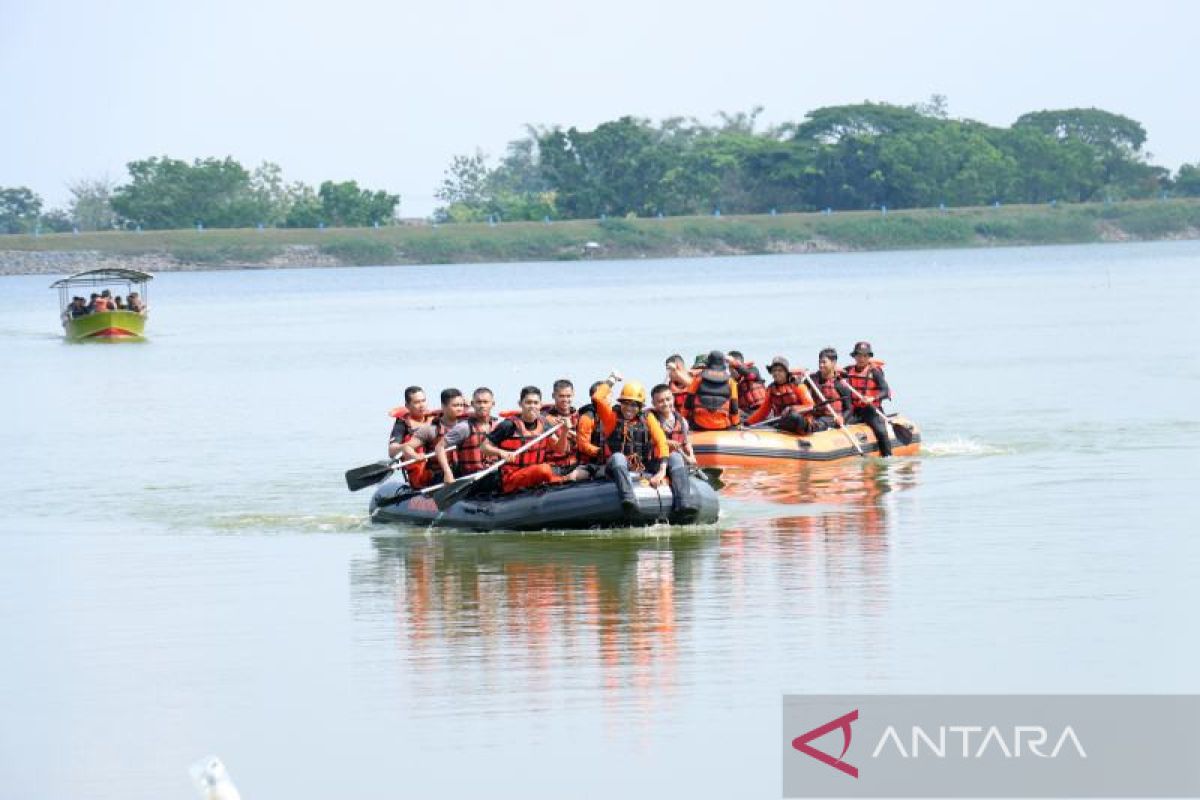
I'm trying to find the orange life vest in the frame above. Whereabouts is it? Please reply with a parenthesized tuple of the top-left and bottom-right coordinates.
(764, 380, 809, 416)
(687, 368, 737, 429)
(93, 297, 111, 311)
(808, 372, 845, 418)
(736, 363, 767, 412)
(542, 405, 579, 465)
(843, 363, 887, 409)
(455, 416, 497, 475)
(496, 415, 551, 478)
(658, 413, 689, 447)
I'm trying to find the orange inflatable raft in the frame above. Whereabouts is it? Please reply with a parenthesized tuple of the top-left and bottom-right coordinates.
(691, 415, 921, 467)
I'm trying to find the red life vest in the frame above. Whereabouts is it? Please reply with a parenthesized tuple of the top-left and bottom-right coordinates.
(496, 415, 551, 478)
(765, 380, 808, 416)
(455, 416, 497, 475)
(542, 405, 579, 465)
(658, 413, 689, 447)
(843, 364, 886, 409)
(687, 368, 736, 429)
(736, 364, 767, 412)
(669, 378, 691, 414)
(808, 372, 844, 418)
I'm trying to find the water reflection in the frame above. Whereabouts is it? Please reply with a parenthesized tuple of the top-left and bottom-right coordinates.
(349, 460, 920, 726)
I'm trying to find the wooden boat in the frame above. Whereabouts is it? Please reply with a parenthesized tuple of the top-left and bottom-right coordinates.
(50, 268, 152, 341)
(691, 415, 921, 467)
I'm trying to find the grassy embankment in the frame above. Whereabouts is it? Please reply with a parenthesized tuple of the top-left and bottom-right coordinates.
(3, 198, 1199, 269)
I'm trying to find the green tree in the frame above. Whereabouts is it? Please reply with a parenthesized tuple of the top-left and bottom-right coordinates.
(1174, 163, 1200, 197)
(68, 177, 117, 231)
(315, 180, 399, 227)
(0, 186, 43, 233)
(111, 156, 259, 228)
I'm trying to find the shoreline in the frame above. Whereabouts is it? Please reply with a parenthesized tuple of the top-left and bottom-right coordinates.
(1, 199, 1198, 276)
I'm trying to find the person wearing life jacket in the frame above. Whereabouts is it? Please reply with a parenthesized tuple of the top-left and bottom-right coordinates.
(804, 347, 852, 432)
(388, 385, 431, 459)
(727, 350, 768, 415)
(684, 350, 740, 431)
(843, 340, 893, 457)
(439, 386, 501, 490)
(593, 372, 698, 520)
(651, 383, 696, 465)
(481, 386, 576, 494)
(745, 356, 815, 432)
(575, 380, 609, 469)
(403, 388, 467, 489)
(664, 354, 692, 414)
(542, 378, 581, 471)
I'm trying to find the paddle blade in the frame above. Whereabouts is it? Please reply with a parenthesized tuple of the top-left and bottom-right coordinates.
(696, 466, 725, 490)
(345, 460, 395, 492)
(889, 419, 915, 445)
(430, 476, 476, 511)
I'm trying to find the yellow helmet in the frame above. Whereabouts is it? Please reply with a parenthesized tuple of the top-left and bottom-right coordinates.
(618, 380, 647, 405)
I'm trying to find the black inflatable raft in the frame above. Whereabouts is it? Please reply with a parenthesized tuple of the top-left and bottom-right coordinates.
(369, 474, 720, 531)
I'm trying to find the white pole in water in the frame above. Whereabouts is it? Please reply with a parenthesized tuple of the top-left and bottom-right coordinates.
(189, 756, 241, 800)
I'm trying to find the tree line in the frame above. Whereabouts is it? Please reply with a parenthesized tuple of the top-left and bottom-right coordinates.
(434, 99, 1200, 222)
(5, 98, 1200, 235)
(1, 158, 399, 234)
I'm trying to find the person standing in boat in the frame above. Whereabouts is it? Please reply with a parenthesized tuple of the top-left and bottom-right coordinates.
(804, 347, 852, 432)
(404, 388, 468, 489)
(650, 383, 696, 465)
(727, 351, 767, 415)
(684, 350, 741, 431)
(593, 372, 698, 519)
(481, 386, 577, 494)
(439, 387, 501, 482)
(843, 341, 893, 457)
(744, 356, 815, 432)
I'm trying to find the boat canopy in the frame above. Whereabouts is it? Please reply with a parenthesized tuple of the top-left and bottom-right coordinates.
(49, 268, 154, 289)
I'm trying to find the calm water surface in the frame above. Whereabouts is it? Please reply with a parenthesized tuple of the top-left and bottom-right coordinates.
(1, 241, 1198, 798)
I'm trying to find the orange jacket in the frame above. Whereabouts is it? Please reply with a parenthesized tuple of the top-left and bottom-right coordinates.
(592, 383, 669, 460)
(746, 381, 813, 426)
(685, 372, 740, 430)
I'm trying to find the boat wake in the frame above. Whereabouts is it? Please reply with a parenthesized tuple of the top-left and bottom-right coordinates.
(208, 512, 370, 533)
(921, 437, 1011, 457)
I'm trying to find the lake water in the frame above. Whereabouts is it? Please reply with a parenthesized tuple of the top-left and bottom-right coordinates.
(1, 241, 1198, 799)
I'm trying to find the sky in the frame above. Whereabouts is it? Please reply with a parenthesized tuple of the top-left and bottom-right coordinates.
(4, 0, 1197, 217)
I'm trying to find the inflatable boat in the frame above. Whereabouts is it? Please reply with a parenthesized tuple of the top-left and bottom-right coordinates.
(370, 473, 720, 531)
(691, 415, 921, 467)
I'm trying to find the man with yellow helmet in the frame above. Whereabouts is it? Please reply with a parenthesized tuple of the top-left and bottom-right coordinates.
(592, 370, 699, 520)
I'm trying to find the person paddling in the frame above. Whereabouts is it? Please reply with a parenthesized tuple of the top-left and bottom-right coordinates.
(804, 347, 852, 432)
(684, 350, 740, 431)
(439, 387, 501, 482)
(388, 386, 432, 459)
(593, 372, 699, 520)
(843, 341, 893, 457)
(481, 386, 577, 494)
(744, 356, 815, 432)
(403, 388, 468, 489)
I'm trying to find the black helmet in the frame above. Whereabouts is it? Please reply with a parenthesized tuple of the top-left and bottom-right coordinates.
(850, 341, 873, 357)
(706, 350, 726, 369)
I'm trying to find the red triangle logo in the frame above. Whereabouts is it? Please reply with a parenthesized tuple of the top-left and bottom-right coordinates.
(791, 709, 859, 779)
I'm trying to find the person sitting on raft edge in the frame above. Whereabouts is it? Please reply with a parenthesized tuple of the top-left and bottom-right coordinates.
(843, 340, 893, 457)
(745, 356, 815, 431)
(480, 385, 579, 494)
(593, 370, 699, 521)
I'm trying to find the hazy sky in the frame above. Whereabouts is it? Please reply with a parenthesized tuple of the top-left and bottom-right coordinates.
(5, 0, 1197, 216)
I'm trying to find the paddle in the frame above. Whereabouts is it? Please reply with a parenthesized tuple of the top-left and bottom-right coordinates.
(344, 447, 455, 492)
(839, 381, 914, 446)
(430, 422, 564, 510)
(694, 466, 725, 490)
(802, 374, 865, 458)
(748, 415, 782, 429)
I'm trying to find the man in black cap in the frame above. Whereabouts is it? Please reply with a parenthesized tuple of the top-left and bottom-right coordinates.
(843, 341, 892, 456)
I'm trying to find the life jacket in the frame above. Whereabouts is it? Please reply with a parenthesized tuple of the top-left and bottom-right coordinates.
(765, 379, 808, 416)
(687, 368, 736, 429)
(668, 377, 691, 414)
(843, 363, 886, 409)
(541, 405, 579, 465)
(658, 413, 689, 447)
(455, 416, 498, 475)
(605, 410, 654, 468)
(736, 364, 767, 412)
(808, 372, 844, 418)
(93, 297, 111, 311)
(496, 415, 551, 476)
(576, 404, 606, 464)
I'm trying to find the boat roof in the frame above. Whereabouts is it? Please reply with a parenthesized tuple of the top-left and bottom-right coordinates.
(49, 268, 154, 289)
